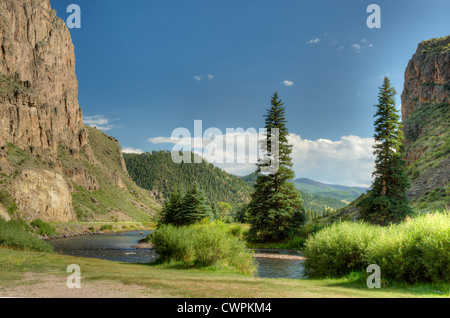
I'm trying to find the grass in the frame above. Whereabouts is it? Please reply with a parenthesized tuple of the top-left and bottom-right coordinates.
(57, 126, 161, 222)
(0, 248, 447, 298)
(0, 219, 54, 253)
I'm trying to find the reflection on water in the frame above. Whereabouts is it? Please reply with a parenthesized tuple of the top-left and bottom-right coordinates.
(49, 231, 157, 264)
(254, 258, 306, 279)
(48, 231, 306, 279)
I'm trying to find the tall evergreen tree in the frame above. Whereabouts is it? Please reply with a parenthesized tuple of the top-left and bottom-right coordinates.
(358, 77, 413, 225)
(248, 92, 304, 242)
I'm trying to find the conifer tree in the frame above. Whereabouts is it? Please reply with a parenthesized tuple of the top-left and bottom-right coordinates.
(248, 92, 304, 242)
(358, 77, 412, 225)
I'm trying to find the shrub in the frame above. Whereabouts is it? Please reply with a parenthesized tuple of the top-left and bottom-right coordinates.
(366, 213, 450, 283)
(100, 224, 113, 231)
(0, 218, 54, 253)
(304, 213, 450, 284)
(30, 219, 57, 236)
(149, 221, 256, 275)
(303, 222, 380, 277)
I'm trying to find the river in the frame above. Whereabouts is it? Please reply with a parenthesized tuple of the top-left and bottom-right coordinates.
(48, 231, 306, 279)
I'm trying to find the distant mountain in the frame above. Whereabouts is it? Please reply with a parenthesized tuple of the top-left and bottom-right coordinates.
(123, 151, 253, 210)
(241, 173, 349, 215)
(292, 178, 369, 203)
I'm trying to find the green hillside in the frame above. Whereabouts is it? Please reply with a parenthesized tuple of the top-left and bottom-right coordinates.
(241, 173, 348, 215)
(292, 178, 368, 203)
(123, 151, 253, 210)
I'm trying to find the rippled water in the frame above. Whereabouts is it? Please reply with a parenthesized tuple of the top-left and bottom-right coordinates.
(48, 231, 306, 279)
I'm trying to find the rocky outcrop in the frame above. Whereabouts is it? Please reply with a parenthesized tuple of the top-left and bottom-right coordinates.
(0, 0, 87, 154)
(0, 203, 11, 221)
(401, 36, 449, 121)
(401, 36, 450, 201)
(10, 170, 75, 222)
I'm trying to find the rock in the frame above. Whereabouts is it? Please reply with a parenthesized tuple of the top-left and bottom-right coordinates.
(90, 197, 99, 204)
(10, 170, 75, 222)
(0, 0, 87, 154)
(0, 203, 11, 221)
(401, 36, 450, 200)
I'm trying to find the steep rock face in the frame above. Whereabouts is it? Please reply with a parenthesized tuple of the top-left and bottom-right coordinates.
(402, 36, 449, 120)
(401, 36, 450, 202)
(11, 170, 75, 222)
(0, 0, 86, 154)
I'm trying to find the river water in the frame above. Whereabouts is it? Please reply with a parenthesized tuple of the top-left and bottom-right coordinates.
(48, 231, 306, 279)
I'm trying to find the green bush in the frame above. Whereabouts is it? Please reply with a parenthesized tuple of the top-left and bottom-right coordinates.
(0, 218, 54, 253)
(0, 189, 18, 216)
(30, 219, 57, 236)
(149, 221, 256, 275)
(304, 213, 450, 284)
(304, 222, 380, 277)
(100, 224, 113, 231)
(366, 213, 450, 283)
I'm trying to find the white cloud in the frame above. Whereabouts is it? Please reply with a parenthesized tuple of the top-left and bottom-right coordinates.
(307, 38, 321, 44)
(361, 38, 367, 43)
(84, 115, 115, 131)
(148, 131, 375, 187)
(122, 147, 144, 154)
(193, 75, 202, 81)
(337, 46, 345, 51)
(352, 43, 362, 52)
(287, 134, 375, 187)
(207, 74, 214, 80)
(282, 80, 295, 87)
(369, 43, 373, 48)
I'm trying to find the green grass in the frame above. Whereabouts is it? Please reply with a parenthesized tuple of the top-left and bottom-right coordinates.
(0, 248, 447, 298)
(58, 126, 160, 222)
(0, 219, 54, 253)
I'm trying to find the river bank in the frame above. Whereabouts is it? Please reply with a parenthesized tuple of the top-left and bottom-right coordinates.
(41, 222, 155, 240)
(0, 249, 443, 298)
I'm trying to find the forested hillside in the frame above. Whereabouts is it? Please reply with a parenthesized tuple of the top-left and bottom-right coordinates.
(123, 151, 253, 209)
(241, 173, 347, 215)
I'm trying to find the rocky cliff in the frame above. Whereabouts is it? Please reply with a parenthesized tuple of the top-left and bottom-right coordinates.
(401, 36, 449, 209)
(0, 0, 159, 222)
(0, 0, 87, 154)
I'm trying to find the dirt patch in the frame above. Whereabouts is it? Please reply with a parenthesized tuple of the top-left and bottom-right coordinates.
(0, 272, 153, 298)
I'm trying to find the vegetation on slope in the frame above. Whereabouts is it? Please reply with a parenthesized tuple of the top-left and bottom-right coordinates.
(242, 173, 349, 215)
(403, 102, 450, 211)
(63, 126, 160, 221)
(124, 151, 253, 210)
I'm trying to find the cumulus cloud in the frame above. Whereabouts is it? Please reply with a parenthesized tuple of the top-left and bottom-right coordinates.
(122, 147, 144, 154)
(282, 80, 295, 87)
(352, 43, 362, 52)
(84, 115, 115, 131)
(193, 75, 202, 81)
(207, 74, 214, 80)
(307, 38, 321, 44)
(148, 130, 375, 187)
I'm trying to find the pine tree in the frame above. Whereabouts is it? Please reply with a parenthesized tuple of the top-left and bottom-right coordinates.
(177, 183, 213, 226)
(358, 77, 413, 225)
(248, 92, 304, 242)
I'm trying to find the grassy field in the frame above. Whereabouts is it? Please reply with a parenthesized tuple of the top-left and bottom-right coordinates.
(0, 249, 447, 298)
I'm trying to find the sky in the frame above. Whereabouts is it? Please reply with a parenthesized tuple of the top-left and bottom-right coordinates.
(50, 0, 450, 187)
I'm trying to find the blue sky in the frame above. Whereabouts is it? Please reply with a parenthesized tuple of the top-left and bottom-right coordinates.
(50, 0, 449, 186)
